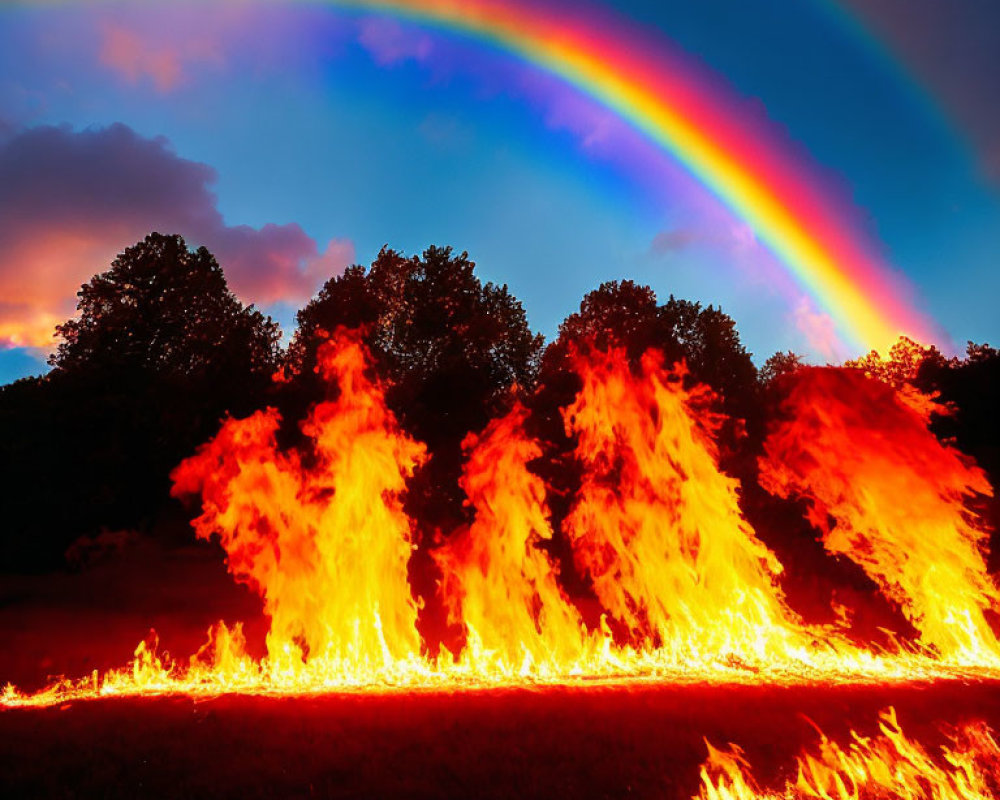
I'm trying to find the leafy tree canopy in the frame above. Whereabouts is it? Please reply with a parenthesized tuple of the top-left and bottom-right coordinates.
(538, 280, 758, 422)
(286, 246, 545, 542)
(843, 336, 938, 391)
(1, 233, 283, 569)
(288, 245, 544, 448)
(759, 351, 805, 387)
(51, 232, 281, 381)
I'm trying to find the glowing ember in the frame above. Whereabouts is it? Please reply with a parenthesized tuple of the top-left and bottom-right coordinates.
(4, 333, 1000, 708)
(696, 708, 1000, 800)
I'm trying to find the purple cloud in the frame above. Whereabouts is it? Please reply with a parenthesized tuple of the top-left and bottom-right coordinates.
(357, 16, 434, 66)
(0, 122, 352, 349)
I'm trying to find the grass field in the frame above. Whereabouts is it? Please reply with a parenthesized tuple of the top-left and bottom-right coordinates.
(3, 680, 1000, 799)
(4, 544, 1000, 799)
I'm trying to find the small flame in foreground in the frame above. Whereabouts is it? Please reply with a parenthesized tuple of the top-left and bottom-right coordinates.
(696, 708, 1000, 800)
(4, 333, 1000, 707)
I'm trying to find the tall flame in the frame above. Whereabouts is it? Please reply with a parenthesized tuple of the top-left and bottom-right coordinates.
(433, 401, 593, 676)
(170, 329, 427, 679)
(758, 368, 1000, 664)
(6, 337, 1000, 707)
(563, 348, 814, 665)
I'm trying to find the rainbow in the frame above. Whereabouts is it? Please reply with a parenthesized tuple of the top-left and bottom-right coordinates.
(335, 0, 934, 353)
(24, 0, 935, 353)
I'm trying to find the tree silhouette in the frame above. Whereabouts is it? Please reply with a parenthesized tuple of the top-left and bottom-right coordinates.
(52, 232, 280, 380)
(1, 233, 282, 569)
(287, 245, 544, 533)
(759, 351, 805, 387)
(843, 336, 938, 390)
(534, 280, 759, 450)
(526, 280, 760, 597)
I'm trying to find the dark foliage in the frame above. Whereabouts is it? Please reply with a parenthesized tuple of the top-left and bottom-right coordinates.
(917, 342, 1000, 481)
(758, 350, 805, 387)
(524, 280, 760, 597)
(534, 280, 758, 435)
(916, 342, 1000, 566)
(51, 233, 280, 378)
(0, 233, 281, 570)
(4, 230, 999, 624)
(286, 245, 544, 537)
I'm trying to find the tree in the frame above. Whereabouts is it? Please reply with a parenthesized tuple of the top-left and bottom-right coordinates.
(759, 351, 805, 386)
(527, 281, 761, 595)
(534, 280, 759, 445)
(915, 342, 1000, 530)
(286, 245, 544, 533)
(52, 232, 281, 382)
(843, 336, 938, 391)
(0, 233, 283, 569)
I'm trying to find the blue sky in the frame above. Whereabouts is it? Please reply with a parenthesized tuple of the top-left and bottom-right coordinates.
(1, 0, 997, 384)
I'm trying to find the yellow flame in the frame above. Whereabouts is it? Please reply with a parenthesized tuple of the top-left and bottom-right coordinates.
(4, 337, 1000, 709)
(697, 708, 1000, 800)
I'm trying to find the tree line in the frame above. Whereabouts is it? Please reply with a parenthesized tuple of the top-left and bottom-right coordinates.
(1, 232, 996, 580)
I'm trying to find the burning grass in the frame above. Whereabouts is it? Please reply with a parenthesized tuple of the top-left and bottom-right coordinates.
(3, 682, 1000, 799)
(3, 329, 999, 708)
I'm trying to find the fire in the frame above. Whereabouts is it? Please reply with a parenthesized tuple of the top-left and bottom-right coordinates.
(759, 367, 1000, 664)
(4, 334, 1000, 707)
(170, 329, 428, 682)
(562, 348, 817, 666)
(433, 401, 595, 676)
(696, 708, 1000, 800)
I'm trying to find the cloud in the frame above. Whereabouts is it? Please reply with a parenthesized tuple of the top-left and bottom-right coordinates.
(649, 222, 758, 258)
(357, 17, 434, 66)
(791, 299, 844, 363)
(0, 123, 353, 350)
(537, 88, 621, 153)
(99, 22, 222, 92)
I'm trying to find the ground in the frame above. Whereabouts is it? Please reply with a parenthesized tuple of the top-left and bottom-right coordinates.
(3, 543, 1000, 799)
(3, 681, 1000, 799)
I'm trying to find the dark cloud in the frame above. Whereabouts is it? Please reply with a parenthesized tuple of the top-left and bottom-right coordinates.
(0, 123, 352, 347)
(649, 229, 699, 255)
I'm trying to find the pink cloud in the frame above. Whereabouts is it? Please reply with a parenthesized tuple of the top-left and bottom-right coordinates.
(99, 22, 221, 92)
(0, 123, 353, 350)
(791, 299, 845, 363)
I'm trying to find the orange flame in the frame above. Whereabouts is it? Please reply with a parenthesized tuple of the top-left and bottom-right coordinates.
(759, 368, 1000, 664)
(433, 401, 595, 675)
(5, 337, 1000, 707)
(697, 708, 1000, 800)
(171, 328, 427, 680)
(563, 348, 816, 665)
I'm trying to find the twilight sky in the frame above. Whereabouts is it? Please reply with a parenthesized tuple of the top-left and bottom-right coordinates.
(1, 0, 998, 383)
